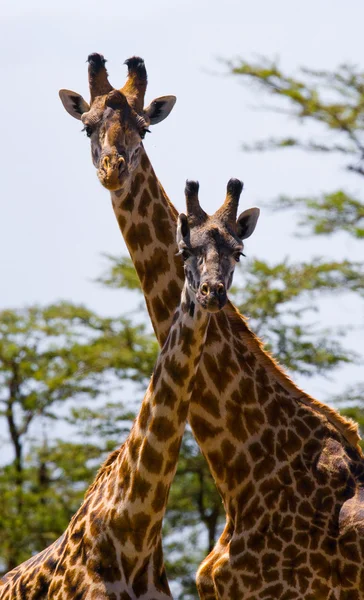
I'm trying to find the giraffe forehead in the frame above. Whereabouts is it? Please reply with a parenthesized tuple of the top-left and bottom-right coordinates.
(189, 224, 240, 252)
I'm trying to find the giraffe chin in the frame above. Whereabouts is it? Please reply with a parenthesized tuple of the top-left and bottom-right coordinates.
(196, 295, 227, 313)
(97, 170, 127, 192)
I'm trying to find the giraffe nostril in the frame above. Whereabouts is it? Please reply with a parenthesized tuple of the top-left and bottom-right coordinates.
(200, 283, 209, 296)
(102, 156, 110, 170)
(217, 283, 225, 296)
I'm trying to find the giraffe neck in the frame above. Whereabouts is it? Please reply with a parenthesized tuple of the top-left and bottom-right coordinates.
(47, 284, 210, 599)
(111, 148, 184, 347)
(101, 285, 209, 556)
(110, 146, 361, 503)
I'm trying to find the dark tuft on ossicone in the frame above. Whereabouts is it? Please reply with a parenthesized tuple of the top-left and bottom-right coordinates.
(185, 180, 200, 197)
(124, 56, 147, 78)
(227, 178, 244, 198)
(87, 53, 107, 73)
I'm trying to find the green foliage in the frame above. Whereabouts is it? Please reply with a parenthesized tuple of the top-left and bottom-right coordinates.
(229, 59, 364, 175)
(272, 191, 364, 238)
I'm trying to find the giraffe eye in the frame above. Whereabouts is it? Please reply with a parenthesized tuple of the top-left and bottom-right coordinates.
(83, 125, 93, 138)
(140, 128, 151, 140)
(181, 249, 191, 261)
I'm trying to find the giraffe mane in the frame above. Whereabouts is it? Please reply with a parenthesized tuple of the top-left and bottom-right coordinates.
(84, 446, 123, 500)
(225, 301, 362, 453)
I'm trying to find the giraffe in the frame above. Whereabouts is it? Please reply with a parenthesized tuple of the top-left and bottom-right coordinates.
(0, 179, 251, 599)
(59, 55, 364, 598)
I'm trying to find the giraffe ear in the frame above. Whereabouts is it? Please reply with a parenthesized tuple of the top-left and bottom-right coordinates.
(144, 95, 176, 125)
(236, 208, 260, 240)
(59, 89, 90, 120)
(177, 213, 189, 244)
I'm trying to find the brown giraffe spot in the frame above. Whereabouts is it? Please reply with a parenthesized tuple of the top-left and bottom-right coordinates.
(255, 366, 270, 388)
(128, 472, 152, 502)
(152, 203, 175, 246)
(189, 413, 223, 442)
(178, 323, 195, 355)
(138, 401, 151, 431)
(302, 436, 322, 459)
(265, 398, 288, 427)
(294, 530, 310, 548)
(142, 247, 171, 294)
(116, 213, 127, 231)
(277, 428, 302, 458)
(311, 576, 331, 597)
(261, 427, 275, 454)
(292, 416, 311, 438)
(162, 279, 183, 313)
(203, 352, 233, 393)
(148, 518, 163, 546)
(151, 295, 170, 323)
(148, 174, 159, 198)
(242, 352, 256, 374)
(260, 583, 284, 598)
(152, 481, 169, 513)
(296, 473, 315, 497)
(274, 514, 294, 543)
(164, 354, 190, 386)
(229, 535, 245, 556)
(205, 315, 223, 346)
(246, 530, 265, 553)
(177, 399, 190, 424)
(155, 378, 178, 408)
(279, 485, 299, 513)
(120, 553, 134, 584)
(150, 415, 176, 441)
(244, 407, 265, 435)
(221, 438, 236, 462)
(227, 576, 240, 599)
(339, 529, 361, 562)
(259, 477, 282, 509)
(261, 553, 280, 583)
(207, 450, 225, 480)
(130, 512, 152, 552)
(170, 327, 177, 348)
(121, 193, 134, 212)
(125, 222, 153, 251)
(93, 534, 121, 582)
(89, 514, 103, 538)
(229, 451, 251, 489)
(154, 541, 171, 594)
(231, 376, 255, 405)
(226, 401, 248, 442)
(132, 556, 150, 597)
(131, 172, 145, 196)
(237, 551, 260, 589)
(321, 535, 338, 556)
(128, 437, 142, 463)
(340, 591, 360, 600)
(33, 574, 48, 597)
(140, 440, 163, 474)
(138, 188, 153, 216)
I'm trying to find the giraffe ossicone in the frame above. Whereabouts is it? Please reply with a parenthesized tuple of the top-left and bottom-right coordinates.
(0, 179, 256, 599)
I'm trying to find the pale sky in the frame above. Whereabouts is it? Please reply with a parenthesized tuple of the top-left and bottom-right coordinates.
(1, 0, 363, 419)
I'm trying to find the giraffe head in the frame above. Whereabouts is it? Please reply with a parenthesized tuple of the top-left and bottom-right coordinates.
(177, 179, 260, 312)
(59, 54, 176, 192)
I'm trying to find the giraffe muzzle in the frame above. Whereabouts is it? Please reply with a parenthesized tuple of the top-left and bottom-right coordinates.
(98, 155, 127, 191)
(197, 282, 227, 312)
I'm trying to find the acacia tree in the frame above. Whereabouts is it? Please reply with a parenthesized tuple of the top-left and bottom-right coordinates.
(227, 57, 364, 421)
(0, 301, 157, 572)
